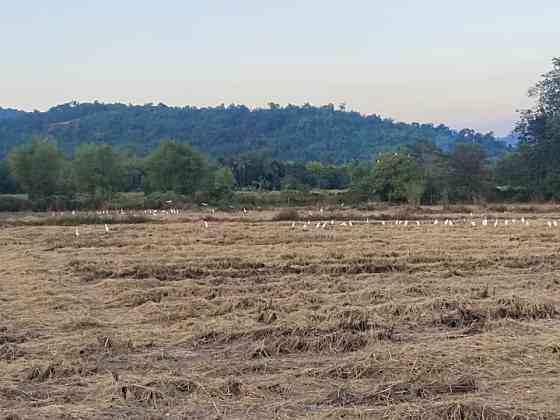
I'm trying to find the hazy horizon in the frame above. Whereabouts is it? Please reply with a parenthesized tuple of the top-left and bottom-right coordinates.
(3, 1, 559, 135)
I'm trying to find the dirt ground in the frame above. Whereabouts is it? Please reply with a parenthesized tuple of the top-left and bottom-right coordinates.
(2, 206, 560, 419)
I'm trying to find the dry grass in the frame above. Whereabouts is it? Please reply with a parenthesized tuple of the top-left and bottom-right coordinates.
(2, 205, 560, 419)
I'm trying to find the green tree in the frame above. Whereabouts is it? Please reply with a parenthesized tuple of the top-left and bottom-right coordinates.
(145, 140, 208, 195)
(209, 166, 235, 200)
(406, 141, 448, 204)
(370, 152, 426, 204)
(494, 143, 531, 200)
(74, 144, 124, 199)
(447, 143, 490, 202)
(0, 160, 18, 194)
(516, 58, 560, 198)
(8, 138, 66, 199)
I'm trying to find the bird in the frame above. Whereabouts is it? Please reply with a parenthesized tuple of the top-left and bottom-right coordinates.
(547, 221, 553, 228)
(348, 220, 353, 227)
(471, 221, 476, 227)
(416, 221, 420, 226)
(291, 222, 296, 228)
(434, 220, 439, 225)
(381, 221, 386, 226)
(75, 227, 79, 237)
(204, 221, 209, 229)
(104, 224, 110, 233)
(554, 221, 558, 227)
(404, 220, 409, 226)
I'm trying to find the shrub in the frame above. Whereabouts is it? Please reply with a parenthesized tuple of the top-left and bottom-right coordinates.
(487, 204, 508, 213)
(273, 208, 300, 221)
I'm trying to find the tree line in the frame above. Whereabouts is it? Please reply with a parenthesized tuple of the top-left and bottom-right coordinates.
(0, 58, 558, 209)
(0, 136, 523, 209)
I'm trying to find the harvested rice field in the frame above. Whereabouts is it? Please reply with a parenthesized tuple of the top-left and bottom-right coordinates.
(2, 206, 560, 419)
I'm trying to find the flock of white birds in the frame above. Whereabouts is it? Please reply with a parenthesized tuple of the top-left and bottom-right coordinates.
(59, 207, 560, 238)
(290, 216, 559, 230)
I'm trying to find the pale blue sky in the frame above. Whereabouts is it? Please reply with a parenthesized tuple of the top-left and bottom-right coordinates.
(2, 1, 559, 135)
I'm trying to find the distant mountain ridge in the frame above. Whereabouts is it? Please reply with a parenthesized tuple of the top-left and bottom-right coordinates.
(0, 107, 25, 122)
(0, 101, 510, 162)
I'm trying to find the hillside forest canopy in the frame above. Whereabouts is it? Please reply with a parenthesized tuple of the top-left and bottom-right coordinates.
(0, 58, 559, 210)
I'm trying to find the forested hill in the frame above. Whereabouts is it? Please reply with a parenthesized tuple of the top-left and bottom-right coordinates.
(0, 107, 25, 122)
(0, 102, 510, 162)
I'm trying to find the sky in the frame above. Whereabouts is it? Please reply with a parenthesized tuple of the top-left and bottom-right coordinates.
(1, 1, 559, 135)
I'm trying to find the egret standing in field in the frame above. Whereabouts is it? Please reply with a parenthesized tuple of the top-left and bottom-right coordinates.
(105, 224, 110, 233)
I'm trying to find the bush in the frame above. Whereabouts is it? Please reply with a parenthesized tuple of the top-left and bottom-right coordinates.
(486, 204, 508, 213)
(273, 208, 300, 221)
